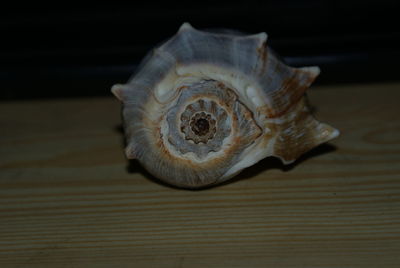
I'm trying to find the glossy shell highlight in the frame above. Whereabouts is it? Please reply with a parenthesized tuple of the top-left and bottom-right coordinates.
(112, 23, 339, 188)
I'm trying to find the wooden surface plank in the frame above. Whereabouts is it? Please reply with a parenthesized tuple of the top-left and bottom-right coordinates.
(1, 83, 400, 267)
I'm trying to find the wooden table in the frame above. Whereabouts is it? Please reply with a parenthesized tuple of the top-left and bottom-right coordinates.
(1, 83, 400, 267)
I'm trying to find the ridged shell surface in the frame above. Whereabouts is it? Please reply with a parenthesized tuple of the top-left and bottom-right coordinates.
(112, 23, 339, 188)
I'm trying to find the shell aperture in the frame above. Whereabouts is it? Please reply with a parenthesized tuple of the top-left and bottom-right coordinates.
(111, 23, 339, 188)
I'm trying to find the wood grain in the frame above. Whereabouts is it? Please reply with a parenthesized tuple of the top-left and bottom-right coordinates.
(1, 83, 400, 267)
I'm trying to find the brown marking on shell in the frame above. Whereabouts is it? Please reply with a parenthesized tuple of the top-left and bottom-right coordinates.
(210, 101, 217, 114)
(198, 99, 205, 110)
(178, 85, 189, 91)
(240, 100, 257, 122)
(256, 40, 268, 74)
(216, 82, 237, 108)
(271, 97, 336, 162)
(257, 68, 318, 119)
(186, 104, 196, 113)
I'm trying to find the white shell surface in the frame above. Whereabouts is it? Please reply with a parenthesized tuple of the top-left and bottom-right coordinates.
(112, 23, 339, 188)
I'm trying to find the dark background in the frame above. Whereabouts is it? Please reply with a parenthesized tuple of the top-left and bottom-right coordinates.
(1, 0, 399, 100)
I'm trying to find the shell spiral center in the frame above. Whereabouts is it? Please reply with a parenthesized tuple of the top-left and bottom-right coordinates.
(180, 103, 219, 144)
(184, 111, 217, 143)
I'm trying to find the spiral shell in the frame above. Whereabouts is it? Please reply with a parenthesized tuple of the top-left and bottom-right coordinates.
(112, 23, 339, 188)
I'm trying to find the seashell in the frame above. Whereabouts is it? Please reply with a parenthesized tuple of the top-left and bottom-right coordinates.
(111, 23, 339, 188)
